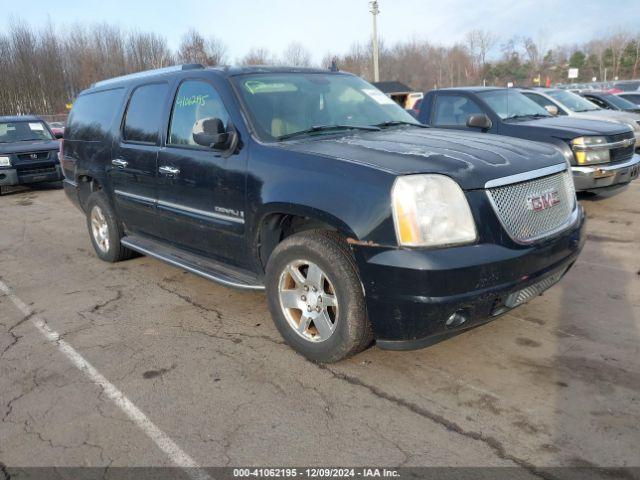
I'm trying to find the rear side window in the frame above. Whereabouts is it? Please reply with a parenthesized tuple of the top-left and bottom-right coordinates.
(123, 83, 169, 144)
(66, 88, 125, 141)
(168, 80, 230, 147)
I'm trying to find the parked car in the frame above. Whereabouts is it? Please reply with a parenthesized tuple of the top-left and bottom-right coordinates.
(618, 92, 640, 106)
(612, 80, 640, 92)
(416, 87, 639, 192)
(47, 121, 65, 139)
(63, 65, 586, 362)
(519, 88, 640, 149)
(580, 91, 640, 114)
(0, 115, 62, 193)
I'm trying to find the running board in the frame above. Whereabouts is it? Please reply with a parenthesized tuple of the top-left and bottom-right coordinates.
(121, 235, 265, 291)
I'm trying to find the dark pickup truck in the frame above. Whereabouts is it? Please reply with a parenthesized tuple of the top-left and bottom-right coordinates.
(62, 65, 585, 362)
(0, 115, 62, 193)
(417, 87, 640, 192)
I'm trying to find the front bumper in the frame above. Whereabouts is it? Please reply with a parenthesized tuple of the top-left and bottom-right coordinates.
(571, 154, 640, 191)
(351, 207, 586, 350)
(0, 164, 63, 187)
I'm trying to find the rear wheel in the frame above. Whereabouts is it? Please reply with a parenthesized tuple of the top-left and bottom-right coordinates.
(265, 230, 373, 362)
(85, 191, 133, 263)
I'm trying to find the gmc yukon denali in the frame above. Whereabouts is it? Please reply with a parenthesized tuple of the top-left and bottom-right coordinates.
(62, 65, 585, 362)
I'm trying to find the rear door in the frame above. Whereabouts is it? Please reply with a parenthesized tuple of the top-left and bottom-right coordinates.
(110, 82, 170, 238)
(155, 77, 248, 267)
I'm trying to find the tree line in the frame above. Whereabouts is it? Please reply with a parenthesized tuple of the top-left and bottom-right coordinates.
(1, 19, 639, 116)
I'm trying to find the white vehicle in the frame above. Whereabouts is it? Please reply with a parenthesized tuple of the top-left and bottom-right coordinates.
(520, 88, 640, 149)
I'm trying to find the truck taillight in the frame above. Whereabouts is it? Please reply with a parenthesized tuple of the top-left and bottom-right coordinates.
(58, 138, 64, 163)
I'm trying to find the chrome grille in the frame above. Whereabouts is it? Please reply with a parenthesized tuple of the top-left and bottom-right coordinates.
(487, 170, 576, 243)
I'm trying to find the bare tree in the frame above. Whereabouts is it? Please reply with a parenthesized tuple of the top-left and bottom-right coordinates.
(282, 41, 311, 67)
(178, 29, 226, 66)
(466, 29, 497, 72)
(239, 47, 275, 66)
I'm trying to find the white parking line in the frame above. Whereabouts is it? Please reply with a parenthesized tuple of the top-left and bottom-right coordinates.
(0, 280, 211, 480)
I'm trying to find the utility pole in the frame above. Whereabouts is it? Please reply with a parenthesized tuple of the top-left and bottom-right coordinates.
(370, 0, 380, 82)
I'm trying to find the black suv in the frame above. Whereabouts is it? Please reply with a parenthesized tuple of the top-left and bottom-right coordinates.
(0, 115, 62, 193)
(62, 65, 585, 362)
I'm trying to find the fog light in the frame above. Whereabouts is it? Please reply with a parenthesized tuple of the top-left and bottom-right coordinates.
(446, 311, 467, 327)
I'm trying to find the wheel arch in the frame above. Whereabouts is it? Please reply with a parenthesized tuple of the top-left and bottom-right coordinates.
(252, 203, 358, 272)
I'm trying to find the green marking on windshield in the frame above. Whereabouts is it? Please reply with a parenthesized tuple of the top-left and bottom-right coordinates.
(244, 81, 298, 94)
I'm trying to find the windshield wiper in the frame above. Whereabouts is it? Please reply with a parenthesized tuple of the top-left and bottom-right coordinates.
(505, 113, 549, 121)
(275, 124, 380, 141)
(373, 120, 428, 128)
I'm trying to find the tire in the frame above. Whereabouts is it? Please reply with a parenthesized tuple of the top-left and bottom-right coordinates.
(265, 230, 373, 363)
(85, 191, 134, 263)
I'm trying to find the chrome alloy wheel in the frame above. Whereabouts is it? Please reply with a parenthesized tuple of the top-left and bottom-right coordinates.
(90, 205, 110, 253)
(278, 259, 338, 342)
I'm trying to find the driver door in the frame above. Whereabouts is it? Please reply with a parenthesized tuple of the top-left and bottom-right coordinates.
(156, 78, 247, 267)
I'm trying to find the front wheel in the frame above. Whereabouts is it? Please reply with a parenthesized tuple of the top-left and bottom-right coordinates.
(265, 230, 373, 363)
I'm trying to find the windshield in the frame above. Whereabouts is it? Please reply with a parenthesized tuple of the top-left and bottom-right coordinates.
(0, 121, 54, 143)
(547, 90, 599, 112)
(477, 89, 550, 120)
(604, 94, 639, 110)
(233, 73, 421, 141)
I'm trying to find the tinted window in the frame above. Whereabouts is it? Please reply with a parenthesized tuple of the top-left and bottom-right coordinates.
(0, 121, 54, 143)
(67, 88, 125, 141)
(168, 80, 230, 147)
(547, 90, 599, 112)
(585, 96, 608, 109)
(605, 94, 638, 110)
(620, 94, 640, 105)
(432, 95, 482, 126)
(123, 83, 169, 144)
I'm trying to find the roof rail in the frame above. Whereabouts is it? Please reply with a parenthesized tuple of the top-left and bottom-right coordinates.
(91, 64, 204, 88)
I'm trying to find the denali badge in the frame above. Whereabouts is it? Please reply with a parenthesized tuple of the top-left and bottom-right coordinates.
(527, 189, 560, 212)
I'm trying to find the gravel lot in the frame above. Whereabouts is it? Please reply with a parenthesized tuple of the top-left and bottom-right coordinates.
(1, 183, 638, 476)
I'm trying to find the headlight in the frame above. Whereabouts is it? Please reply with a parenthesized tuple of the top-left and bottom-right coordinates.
(391, 174, 477, 247)
(0, 156, 11, 167)
(570, 136, 610, 165)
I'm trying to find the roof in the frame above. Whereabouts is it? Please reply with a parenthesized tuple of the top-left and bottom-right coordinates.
(89, 64, 346, 90)
(0, 115, 44, 122)
(372, 81, 413, 93)
(432, 86, 505, 93)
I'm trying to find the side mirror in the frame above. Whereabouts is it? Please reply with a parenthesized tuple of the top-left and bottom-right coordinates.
(466, 114, 492, 131)
(544, 105, 559, 116)
(53, 131, 64, 139)
(193, 117, 230, 149)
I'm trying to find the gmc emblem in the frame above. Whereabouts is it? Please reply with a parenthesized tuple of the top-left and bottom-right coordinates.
(527, 189, 560, 212)
(30, 153, 38, 159)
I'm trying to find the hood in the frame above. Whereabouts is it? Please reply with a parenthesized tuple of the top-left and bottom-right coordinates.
(278, 127, 567, 190)
(0, 139, 60, 155)
(512, 115, 634, 137)
(570, 110, 640, 132)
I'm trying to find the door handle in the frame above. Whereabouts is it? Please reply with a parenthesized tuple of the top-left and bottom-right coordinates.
(112, 158, 128, 168)
(159, 166, 180, 176)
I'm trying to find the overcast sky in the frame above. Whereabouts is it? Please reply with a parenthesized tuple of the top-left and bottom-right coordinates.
(4, 0, 640, 63)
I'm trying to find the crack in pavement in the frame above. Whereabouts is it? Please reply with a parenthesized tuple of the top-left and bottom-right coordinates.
(1, 312, 35, 357)
(318, 365, 554, 480)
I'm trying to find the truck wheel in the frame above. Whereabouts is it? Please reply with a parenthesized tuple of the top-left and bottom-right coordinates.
(85, 191, 133, 263)
(265, 230, 373, 362)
